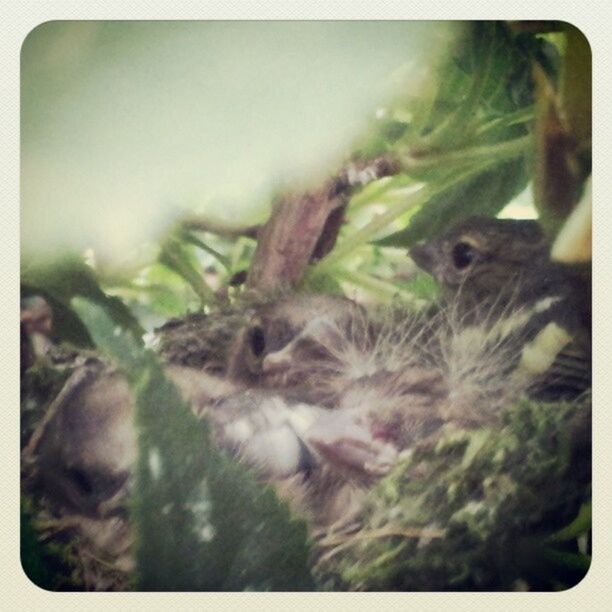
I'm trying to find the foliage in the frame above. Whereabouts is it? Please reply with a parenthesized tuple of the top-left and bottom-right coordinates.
(20, 23, 586, 315)
(306, 22, 559, 297)
(21, 254, 144, 347)
(72, 299, 313, 591)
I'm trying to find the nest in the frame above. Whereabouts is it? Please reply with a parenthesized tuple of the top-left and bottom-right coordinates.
(21, 291, 591, 591)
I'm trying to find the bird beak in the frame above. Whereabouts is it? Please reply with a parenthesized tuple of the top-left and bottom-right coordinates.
(409, 241, 437, 273)
(305, 411, 398, 476)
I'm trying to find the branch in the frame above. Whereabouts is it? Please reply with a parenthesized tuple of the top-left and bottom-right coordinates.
(246, 155, 400, 292)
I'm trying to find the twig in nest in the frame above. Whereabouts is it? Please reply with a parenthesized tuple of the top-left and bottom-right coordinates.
(316, 526, 447, 563)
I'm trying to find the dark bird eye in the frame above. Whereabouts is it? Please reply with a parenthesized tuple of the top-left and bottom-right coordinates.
(249, 326, 266, 357)
(452, 242, 476, 269)
(66, 467, 94, 495)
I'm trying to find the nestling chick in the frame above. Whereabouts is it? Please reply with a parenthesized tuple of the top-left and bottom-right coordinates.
(227, 294, 369, 403)
(24, 363, 241, 516)
(409, 216, 591, 400)
(409, 216, 550, 306)
(23, 293, 446, 565)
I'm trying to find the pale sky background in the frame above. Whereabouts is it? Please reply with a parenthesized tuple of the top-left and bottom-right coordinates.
(21, 21, 458, 268)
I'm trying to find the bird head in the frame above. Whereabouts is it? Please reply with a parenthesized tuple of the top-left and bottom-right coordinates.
(227, 294, 367, 396)
(409, 216, 550, 299)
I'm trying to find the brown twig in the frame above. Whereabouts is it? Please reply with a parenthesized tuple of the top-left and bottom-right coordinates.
(246, 154, 400, 292)
(23, 366, 100, 459)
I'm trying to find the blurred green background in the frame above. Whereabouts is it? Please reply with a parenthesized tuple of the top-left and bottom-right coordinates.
(21, 21, 457, 266)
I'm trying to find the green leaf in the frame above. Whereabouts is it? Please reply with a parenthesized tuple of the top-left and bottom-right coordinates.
(375, 158, 528, 248)
(549, 501, 591, 543)
(402, 273, 440, 301)
(158, 236, 216, 306)
(21, 284, 94, 347)
(542, 548, 591, 573)
(21, 254, 144, 347)
(72, 297, 144, 369)
(72, 298, 313, 591)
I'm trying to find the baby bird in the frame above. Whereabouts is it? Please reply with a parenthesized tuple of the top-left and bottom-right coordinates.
(409, 216, 591, 400)
(22, 360, 246, 580)
(409, 217, 551, 308)
(227, 294, 366, 389)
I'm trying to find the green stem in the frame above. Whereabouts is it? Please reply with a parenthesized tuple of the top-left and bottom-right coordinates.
(475, 107, 535, 138)
(316, 182, 431, 272)
(316, 136, 529, 273)
(402, 135, 531, 173)
(333, 267, 427, 308)
(349, 174, 415, 212)
(180, 214, 259, 239)
(179, 230, 231, 270)
(316, 170, 465, 272)
(158, 239, 216, 306)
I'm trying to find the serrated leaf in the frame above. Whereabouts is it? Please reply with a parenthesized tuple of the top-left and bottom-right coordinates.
(72, 298, 313, 591)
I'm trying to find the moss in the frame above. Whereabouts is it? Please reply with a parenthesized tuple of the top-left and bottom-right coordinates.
(316, 397, 590, 590)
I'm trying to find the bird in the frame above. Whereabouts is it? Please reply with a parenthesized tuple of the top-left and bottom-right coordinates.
(408, 215, 591, 401)
(24, 231, 589, 588)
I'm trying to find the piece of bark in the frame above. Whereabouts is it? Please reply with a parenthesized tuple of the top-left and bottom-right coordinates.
(246, 155, 400, 292)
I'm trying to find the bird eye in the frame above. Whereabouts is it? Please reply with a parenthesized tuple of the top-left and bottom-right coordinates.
(249, 326, 266, 357)
(452, 242, 476, 269)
